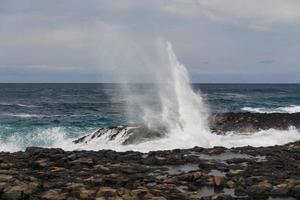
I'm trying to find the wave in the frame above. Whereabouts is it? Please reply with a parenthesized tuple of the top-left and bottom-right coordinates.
(1, 113, 44, 118)
(0, 102, 39, 108)
(242, 105, 300, 113)
(0, 127, 77, 152)
(0, 113, 106, 118)
(1, 126, 300, 153)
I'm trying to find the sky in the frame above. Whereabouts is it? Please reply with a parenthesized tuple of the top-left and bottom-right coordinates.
(0, 0, 300, 83)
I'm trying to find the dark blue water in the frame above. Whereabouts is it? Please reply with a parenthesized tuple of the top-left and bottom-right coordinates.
(0, 83, 300, 150)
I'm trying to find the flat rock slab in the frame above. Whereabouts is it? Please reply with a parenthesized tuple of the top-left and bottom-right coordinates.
(211, 112, 300, 134)
(0, 141, 300, 199)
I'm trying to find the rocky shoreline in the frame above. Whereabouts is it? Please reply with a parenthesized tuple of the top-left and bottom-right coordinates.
(0, 141, 300, 200)
(1, 112, 300, 200)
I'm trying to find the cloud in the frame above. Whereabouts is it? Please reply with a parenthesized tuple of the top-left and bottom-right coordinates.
(0, 0, 299, 83)
(158, 0, 300, 28)
(258, 60, 275, 64)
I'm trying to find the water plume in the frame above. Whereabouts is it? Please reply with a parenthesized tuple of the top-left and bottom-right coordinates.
(141, 41, 212, 145)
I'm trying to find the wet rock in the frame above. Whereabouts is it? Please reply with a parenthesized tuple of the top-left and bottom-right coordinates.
(227, 169, 244, 177)
(2, 186, 24, 200)
(71, 157, 94, 165)
(74, 125, 165, 146)
(0, 139, 299, 199)
(96, 187, 118, 198)
(130, 187, 154, 199)
(271, 183, 291, 196)
(212, 193, 234, 200)
(79, 187, 95, 199)
(2, 180, 40, 200)
(213, 176, 224, 187)
(177, 171, 203, 182)
(291, 184, 300, 197)
(0, 174, 13, 182)
(248, 180, 272, 197)
(42, 189, 67, 200)
(211, 112, 300, 134)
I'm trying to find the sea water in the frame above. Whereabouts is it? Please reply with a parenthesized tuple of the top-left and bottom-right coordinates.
(1, 42, 300, 152)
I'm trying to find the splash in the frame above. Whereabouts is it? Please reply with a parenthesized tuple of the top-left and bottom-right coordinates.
(141, 41, 213, 147)
(242, 105, 300, 113)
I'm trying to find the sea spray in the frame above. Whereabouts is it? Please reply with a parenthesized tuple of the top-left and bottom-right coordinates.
(66, 40, 300, 152)
(122, 40, 213, 147)
(149, 41, 212, 146)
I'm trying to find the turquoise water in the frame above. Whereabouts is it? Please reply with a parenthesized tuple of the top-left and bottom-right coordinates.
(0, 83, 300, 150)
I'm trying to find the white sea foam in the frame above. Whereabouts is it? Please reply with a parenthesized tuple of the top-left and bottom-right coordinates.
(1, 126, 300, 153)
(16, 103, 39, 108)
(242, 105, 300, 113)
(0, 127, 77, 152)
(1, 113, 43, 118)
(0, 102, 39, 108)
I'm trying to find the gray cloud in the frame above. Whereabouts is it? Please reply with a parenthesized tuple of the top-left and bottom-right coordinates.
(0, 0, 299, 83)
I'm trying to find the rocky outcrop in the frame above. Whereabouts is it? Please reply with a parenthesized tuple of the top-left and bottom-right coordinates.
(211, 112, 300, 134)
(74, 113, 300, 146)
(73, 125, 166, 145)
(0, 141, 300, 199)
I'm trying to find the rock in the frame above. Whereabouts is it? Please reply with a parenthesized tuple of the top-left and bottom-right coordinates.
(227, 169, 244, 176)
(212, 193, 234, 200)
(248, 181, 272, 197)
(96, 187, 118, 198)
(271, 183, 291, 196)
(0, 134, 299, 199)
(213, 176, 224, 187)
(0, 163, 13, 170)
(177, 171, 203, 182)
(2, 186, 24, 200)
(42, 189, 67, 200)
(2, 181, 40, 199)
(94, 164, 110, 173)
(225, 180, 235, 188)
(73, 125, 165, 146)
(211, 112, 300, 134)
(131, 187, 154, 199)
(71, 158, 93, 165)
(35, 159, 48, 167)
(291, 184, 300, 197)
(0, 174, 13, 182)
(79, 187, 95, 199)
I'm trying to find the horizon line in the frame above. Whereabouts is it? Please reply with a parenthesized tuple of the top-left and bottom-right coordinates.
(0, 82, 300, 84)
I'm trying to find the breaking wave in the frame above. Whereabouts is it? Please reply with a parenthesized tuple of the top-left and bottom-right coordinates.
(242, 105, 300, 113)
(0, 102, 40, 108)
(1, 126, 300, 153)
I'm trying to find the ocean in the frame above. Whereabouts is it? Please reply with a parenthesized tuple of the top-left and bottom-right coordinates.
(0, 83, 300, 152)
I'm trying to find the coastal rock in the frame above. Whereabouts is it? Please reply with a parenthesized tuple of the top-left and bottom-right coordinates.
(42, 189, 67, 200)
(73, 113, 300, 146)
(0, 141, 299, 199)
(211, 112, 300, 134)
(73, 125, 166, 146)
(248, 180, 272, 197)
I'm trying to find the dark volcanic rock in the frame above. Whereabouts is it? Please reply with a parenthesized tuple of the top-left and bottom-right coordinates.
(73, 125, 166, 145)
(211, 112, 300, 134)
(0, 141, 299, 199)
(73, 113, 300, 146)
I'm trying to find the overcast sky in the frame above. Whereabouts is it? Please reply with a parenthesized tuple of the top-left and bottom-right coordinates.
(0, 0, 300, 83)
